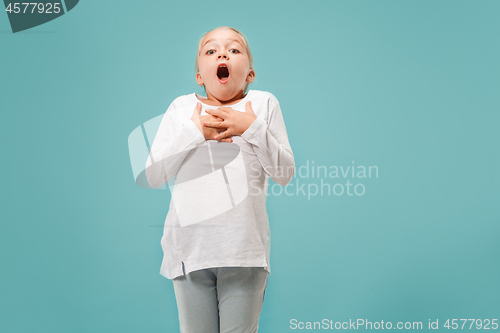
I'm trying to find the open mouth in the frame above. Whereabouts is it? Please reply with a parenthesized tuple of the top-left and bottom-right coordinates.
(217, 64, 230, 83)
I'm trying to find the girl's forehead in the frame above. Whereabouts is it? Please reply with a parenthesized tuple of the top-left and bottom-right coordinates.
(201, 29, 244, 47)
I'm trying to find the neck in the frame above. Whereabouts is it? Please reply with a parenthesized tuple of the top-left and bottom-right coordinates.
(203, 89, 247, 106)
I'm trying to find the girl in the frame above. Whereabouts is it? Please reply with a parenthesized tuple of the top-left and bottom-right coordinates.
(145, 26, 295, 332)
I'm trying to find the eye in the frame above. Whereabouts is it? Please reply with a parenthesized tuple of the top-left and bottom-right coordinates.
(206, 49, 216, 55)
(229, 49, 240, 54)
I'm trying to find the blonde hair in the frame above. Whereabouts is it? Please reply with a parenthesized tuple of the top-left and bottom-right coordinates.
(195, 26, 254, 73)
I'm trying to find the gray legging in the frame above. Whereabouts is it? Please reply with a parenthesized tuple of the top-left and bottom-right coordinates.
(172, 267, 269, 333)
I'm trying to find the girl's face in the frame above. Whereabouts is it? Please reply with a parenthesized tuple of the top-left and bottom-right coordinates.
(196, 28, 255, 103)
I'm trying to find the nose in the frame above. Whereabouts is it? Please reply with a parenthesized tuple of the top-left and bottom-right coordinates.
(217, 51, 229, 60)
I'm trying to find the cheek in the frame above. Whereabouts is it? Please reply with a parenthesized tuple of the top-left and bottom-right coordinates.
(198, 60, 212, 75)
(199, 67, 213, 79)
(232, 65, 249, 78)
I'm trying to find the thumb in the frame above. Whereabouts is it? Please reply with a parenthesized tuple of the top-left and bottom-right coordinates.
(191, 103, 203, 134)
(191, 102, 202, 120)
(245, 101, 255, 115)
(194, 102, 202, 115)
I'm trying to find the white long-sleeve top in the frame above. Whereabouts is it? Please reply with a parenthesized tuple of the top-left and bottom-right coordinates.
(145, 90, 295, 280)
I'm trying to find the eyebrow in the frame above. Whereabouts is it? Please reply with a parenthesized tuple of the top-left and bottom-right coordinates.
(202, 38, 243, 48)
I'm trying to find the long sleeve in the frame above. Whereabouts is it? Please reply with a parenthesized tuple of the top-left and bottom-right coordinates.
(145, 100, 205, 189)
(240, 96, 295, 186)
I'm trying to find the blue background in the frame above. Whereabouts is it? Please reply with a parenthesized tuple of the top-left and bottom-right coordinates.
(1, 1, 499, 332)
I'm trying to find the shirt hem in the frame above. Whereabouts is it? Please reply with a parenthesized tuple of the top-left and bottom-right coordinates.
(160, 258, 270, 280)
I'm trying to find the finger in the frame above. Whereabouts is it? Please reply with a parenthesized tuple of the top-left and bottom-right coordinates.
(205, 108, 225, 118)
(191, 103, 202, 119)
(245, 101, 255, 115)
(221, 137, 233, 143)
(191, 103, 203, 133)
(203, 121, 225, 128)
(214, 129, 231, 140)
(217, 107, 234, 112)
(209, 115, 224, 121)
(195, 102, 202, 115)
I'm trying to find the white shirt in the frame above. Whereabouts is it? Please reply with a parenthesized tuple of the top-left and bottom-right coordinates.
(145, 90, 295, 279)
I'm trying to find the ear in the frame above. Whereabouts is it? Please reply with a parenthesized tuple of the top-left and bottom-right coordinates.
(246, 69, 255, 83)
(196, 73, 204, 86)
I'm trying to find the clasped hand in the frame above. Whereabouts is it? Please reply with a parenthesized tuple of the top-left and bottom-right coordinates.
(191, 101, 257, 143)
